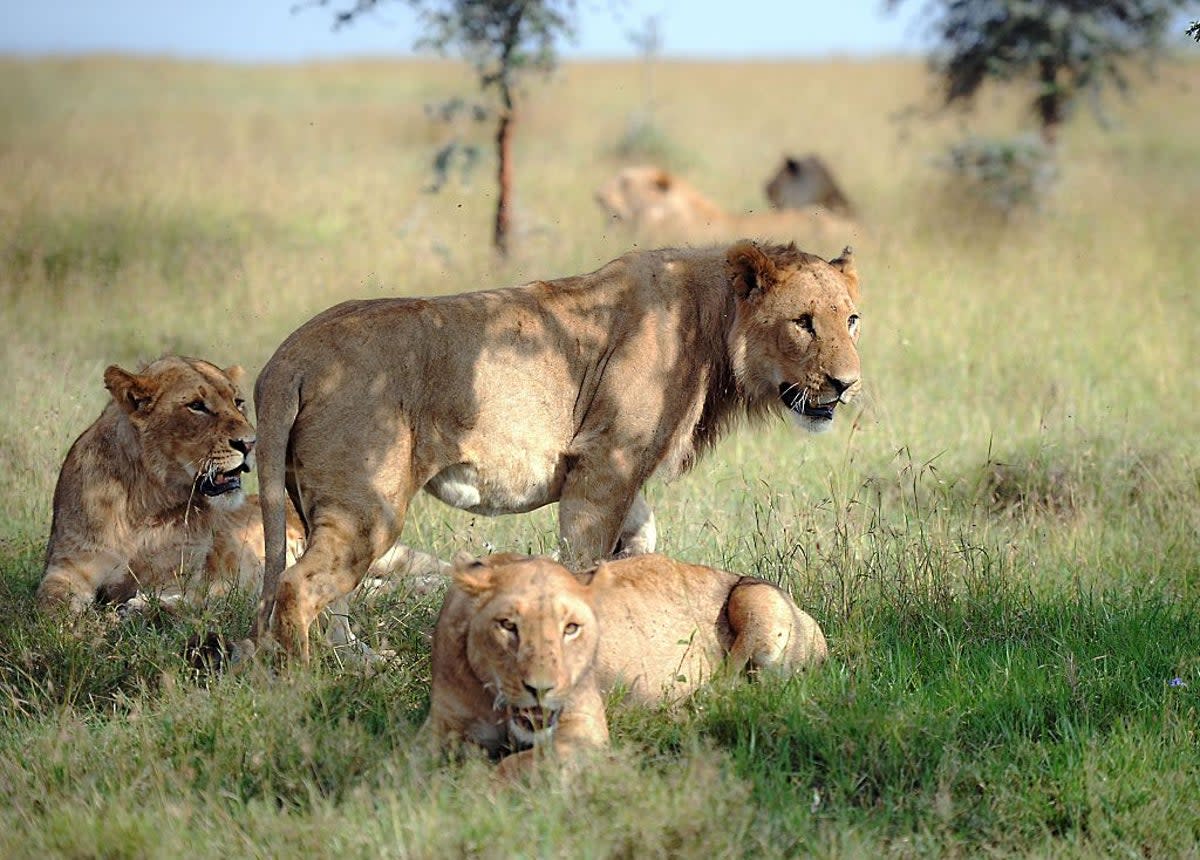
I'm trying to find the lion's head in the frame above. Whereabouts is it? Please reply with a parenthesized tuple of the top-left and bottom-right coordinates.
(764, 154, 855, 218)
(453, 553, 601, 750)
(595, 165, 726, 232)
(102, 356, 256, 509)
(726, 240, 862, 433)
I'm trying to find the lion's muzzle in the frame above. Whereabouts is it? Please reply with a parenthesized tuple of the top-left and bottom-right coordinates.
(778, 382, 836, 422)
(197, 461, 251, 497)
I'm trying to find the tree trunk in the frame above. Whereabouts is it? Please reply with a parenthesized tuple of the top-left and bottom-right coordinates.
(493, 107, 513, 257)
(1036, 59, 1063, 147)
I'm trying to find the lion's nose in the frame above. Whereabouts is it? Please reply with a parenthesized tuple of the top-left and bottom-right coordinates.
(230, 436, 256, 455)
(827, 374, 857, 398)
(524, 680, 554, 703)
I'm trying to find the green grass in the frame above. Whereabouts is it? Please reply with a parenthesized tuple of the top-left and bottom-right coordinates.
(1, 55, 1199, 857)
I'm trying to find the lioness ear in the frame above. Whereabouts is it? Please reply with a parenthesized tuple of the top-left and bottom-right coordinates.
(103, 365, 154, 414)
(452, 557, 494, 598)
(223, 365, 246, 386)
(727, 240, 777, 301)
(587, 561, 617, 591)
(830, 246, 859, 302)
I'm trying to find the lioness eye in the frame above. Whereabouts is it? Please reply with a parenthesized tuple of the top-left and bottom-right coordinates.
(792, 314, 814, 334)
(848, 314, 860, 334)
(187, 400, 211, 414)
(234, 398, 246, 412)
(563, 622, 580, 637)
(498, 618, 517, 633)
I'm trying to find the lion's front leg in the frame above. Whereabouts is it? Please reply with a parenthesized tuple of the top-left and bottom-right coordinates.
(557, 456, 645, 566)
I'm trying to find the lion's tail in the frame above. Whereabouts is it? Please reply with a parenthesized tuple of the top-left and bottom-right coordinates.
(254, 360, 300, 641)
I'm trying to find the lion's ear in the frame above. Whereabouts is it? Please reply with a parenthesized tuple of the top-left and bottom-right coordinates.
(103, 365, 155, 414)
(450, 549, 476, 568)
(830, 246, 859, 302)
(223, 365, 246, 386)
(587, 561, 617, 591)
(452, 556, 494, 597)
(727, 240, 776, 301)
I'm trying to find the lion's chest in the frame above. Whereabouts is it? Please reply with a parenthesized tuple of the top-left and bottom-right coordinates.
(127, 521, 214, 592)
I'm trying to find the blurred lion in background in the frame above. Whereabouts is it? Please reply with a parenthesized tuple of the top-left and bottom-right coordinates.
(764, 153, 857, 218)
(596, 164, 862, 248)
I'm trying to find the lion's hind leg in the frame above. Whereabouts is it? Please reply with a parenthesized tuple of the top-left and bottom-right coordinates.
(725, 580, 828, 675)
(37, 552, 129, 615)
(272, 501, 407, 663)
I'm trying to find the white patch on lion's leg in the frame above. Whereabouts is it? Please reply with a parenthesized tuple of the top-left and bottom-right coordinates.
(615, 495, 657, 557)
(366, 542, 450, 595)
(322, 596, 393, 665)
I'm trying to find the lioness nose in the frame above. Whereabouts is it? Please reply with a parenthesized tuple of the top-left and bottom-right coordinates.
(230, 436, 255, 455)
(827, 374, 857, 397)
(524, 680, 554, 702)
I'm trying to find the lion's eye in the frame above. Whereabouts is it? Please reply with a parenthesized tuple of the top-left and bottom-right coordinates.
(187, 400, 211, 415)
(234, 398, 246, 412)
(563, 622, 580, 637)
(848, 314, 860, 335)
(792, 314, 814, 335)
(497, 618, 517, 634)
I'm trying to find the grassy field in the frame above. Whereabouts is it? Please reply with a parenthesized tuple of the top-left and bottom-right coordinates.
(1, 54, 1199, 857)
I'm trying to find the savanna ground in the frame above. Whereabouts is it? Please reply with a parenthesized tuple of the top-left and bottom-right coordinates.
(1, 54, 1199, 858)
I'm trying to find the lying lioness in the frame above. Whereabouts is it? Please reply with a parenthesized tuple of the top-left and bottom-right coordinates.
(255, 240, 861, 660)
(582, 553, 828, 704)
(426, 553, 827, 774)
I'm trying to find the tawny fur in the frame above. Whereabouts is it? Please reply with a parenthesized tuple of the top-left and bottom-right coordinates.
(595, 165, 863, 248)
(37, 356, 303, 613)
(254, 241, 862, 660)
(425, 553, 827, 774)
(425, 554, 610, 778)
(580, 554, 828, 704)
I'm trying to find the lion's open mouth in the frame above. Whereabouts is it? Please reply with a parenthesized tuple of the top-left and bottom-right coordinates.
(509, 706, 561, 736)
(197, 463, 250, 497)
(779, 382, 836, 422)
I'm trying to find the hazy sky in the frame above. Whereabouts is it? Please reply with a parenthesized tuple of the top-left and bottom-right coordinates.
(0, 1, 931, 62)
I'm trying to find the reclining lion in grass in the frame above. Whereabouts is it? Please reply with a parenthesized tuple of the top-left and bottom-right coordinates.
(596, 164, 862, 248)
(36, 357, 293, 614)
(426, 553, 827, 775)
(35, 356, 434, 654)
(254, 239, 861, 661)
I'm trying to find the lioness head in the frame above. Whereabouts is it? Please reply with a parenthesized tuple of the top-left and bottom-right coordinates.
(726, 240, 862, 433)
(102, 356, 256, 508)
(455, 554, 601, 749)
(595, 165, 724, 231)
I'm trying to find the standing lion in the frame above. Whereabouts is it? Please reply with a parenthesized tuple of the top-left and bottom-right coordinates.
(254, 240, 862, 660)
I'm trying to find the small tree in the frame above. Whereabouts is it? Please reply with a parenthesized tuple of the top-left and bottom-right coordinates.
(891, 0, 1198, 145)
(311, 0, 577, 256)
